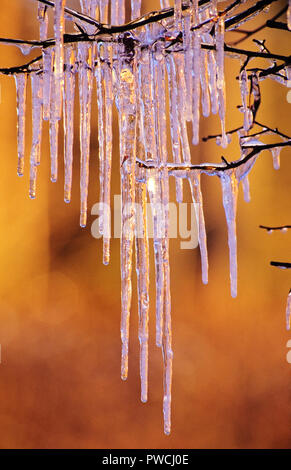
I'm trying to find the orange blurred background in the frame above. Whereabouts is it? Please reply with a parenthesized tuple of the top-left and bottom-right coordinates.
(0, 0, 290, 448)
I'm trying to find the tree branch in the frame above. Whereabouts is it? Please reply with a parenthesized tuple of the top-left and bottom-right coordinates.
(136, 140, 291, 175)
(270, 261, 291, 269)
(260, 225, 291, 231)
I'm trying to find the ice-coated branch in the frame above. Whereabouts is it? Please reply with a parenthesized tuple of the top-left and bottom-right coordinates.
(203, 121, 291, 143)
(1, 0, 290, 78)
(229, 5, 288, 46)
(136, 140, 291, 175)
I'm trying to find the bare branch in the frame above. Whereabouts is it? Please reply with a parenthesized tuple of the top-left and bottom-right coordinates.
(270, 261, 291, 269)
(260, 225, 291, 231)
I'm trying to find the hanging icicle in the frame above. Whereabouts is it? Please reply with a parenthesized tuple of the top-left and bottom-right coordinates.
(63, 46, 76, 203)
(271, 147, 281, 170)
(220, 169, 239, 298)
(188, 170, 208, 284)
(78, 42, 93, 228)
(288, 0, 291, 30)
(215, 17, 228, 148)
(117, 34, 137, 382)
(239, 69, 252, 132)
(14, 73, 27, 177)
(30, 72, 43, 199)
(135, 168, 150, 404)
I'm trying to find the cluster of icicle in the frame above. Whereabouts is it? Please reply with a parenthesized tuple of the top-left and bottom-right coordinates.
(11, 0, 289, 435)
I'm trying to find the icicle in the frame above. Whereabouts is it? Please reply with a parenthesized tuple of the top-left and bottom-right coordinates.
(174, 0, 182, 31)
(138, 47, 157, 162)
(117, 0, 125, 25)
(14, 73, 27, 177)
(78, 43, 93, 227)
(192, 29, 201, 145)
(188, 171, 208, 284)
(102, 44, 113, 265)
(216, 17, 228, 148)
(19, 44, 33, 56)
(161, 168, 172, 436)
(220, 170, 239, 298)
(131, 0, 141, 20)
(49, 116, 59, 182)
(239, 69, 252, 131)
(48, 0, 64, 182)
(39, 3, 53, 121)
(147, 171, 164, 348)
(150, 43, 171, 353)
(174, 53, 191, 165)
(38, 3, 48, 41)
(118, 37, 137, 381)
(160, 0, 170, 8)
(200, 49, 210, 118)
(271, 147, 281, 170)
(166, 54, 183, 202)
(286, 291, 291, 330)
(207, 48, 219, 115)
(288, 0, 291, 30)
(53, 0, 65, 121)
(42, 49, 53, 121)
(135, 176, 150, 403)
(95, 45, 105, 235)
(183, 14, 192, 121)
(242, 175, 251, 203)
(111, 0, 117, 25)
(63, 46, 76, 203)
(30, 72, 43, 199)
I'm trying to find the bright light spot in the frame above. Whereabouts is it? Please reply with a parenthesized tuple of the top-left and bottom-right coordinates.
(147, 177, 155, 193)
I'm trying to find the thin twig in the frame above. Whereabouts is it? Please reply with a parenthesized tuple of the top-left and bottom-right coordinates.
(260, 225, 291, 231)
(270, 261, 291, 269)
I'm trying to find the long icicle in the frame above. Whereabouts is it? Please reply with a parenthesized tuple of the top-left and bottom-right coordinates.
(49, 0, 65, 182)
(53, 0, 65, 121)
(14, 73, 27, 177)
(135, 170, 150, 404)
(150, 45, 164, 348)
(188, 170, 208, 284)
(192, 27, 201, 145)
(63, 45, 76, 203)
(102, 43, 113, 265)
(220, 169, 239, 298)
(155, 40, 173, 435)
(161, 167, 172, 436)
(95, 43, 105, 236)
(38, 2, 52, 121)
(166, 53, 183, 203)
(30, 72, 43, 199)
(118, 38, 137, 381)
(78, 42, 93, 227)
(216, 17, 228, 148)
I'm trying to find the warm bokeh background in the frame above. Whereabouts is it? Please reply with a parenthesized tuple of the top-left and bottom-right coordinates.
(0, 0, 290, 449)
